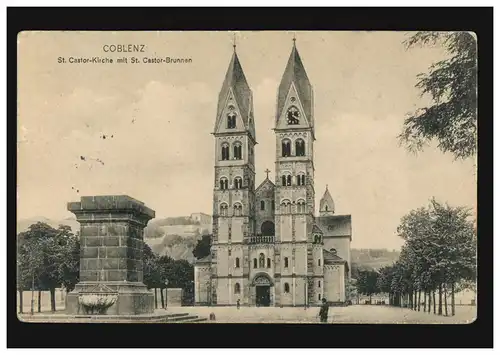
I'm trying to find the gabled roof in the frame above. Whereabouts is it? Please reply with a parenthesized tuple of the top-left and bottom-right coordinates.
(316, 215, 352, 240)
(194, 255, 211, 265)
(255, 177, 275, 193)
(323, 249, 348, 270)
(276, 42, 313, 126)
(215, 51, 255, 141)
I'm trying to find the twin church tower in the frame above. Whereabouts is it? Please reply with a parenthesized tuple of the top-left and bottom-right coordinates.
(194, 39, 352, 307)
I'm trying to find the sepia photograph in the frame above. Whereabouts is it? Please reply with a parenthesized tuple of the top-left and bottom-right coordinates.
(15, 30, 477, 326)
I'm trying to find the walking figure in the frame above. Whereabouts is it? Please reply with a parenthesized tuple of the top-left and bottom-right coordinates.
(237, 299, 240, 309)
(319, 298, 329, 323)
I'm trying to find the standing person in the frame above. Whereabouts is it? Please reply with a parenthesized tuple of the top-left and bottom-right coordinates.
(319, 298, 329, 323)
(237, 299, 240, 310)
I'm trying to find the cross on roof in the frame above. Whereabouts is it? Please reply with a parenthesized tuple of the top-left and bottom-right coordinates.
(233, 33, 236, 52)
(292, 33, 296, 45)
(265, 169, 271, 179)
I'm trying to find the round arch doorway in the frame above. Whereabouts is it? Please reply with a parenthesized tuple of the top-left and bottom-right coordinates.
(252, 273, 273, 307)
(261, 220, 275, 236)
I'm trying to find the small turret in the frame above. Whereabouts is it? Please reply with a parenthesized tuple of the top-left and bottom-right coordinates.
(319, 185, 335, 216)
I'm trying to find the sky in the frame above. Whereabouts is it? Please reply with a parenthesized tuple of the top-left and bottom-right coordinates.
(17, 31, 477, 249)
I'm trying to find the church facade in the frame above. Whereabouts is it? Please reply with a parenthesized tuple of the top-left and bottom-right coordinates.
(194, 41, 352, 307)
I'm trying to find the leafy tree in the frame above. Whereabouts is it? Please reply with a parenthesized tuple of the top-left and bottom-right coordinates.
(163, 259, 194, 305)
(143, 243, 195, 307)
(57, 230, 80, 293)
(400, 32, 477, 160)
(356, 269, 380, 304)
(18, 235, 46, 313)
(376, 265, 395, 304)
(192, 234, 211, 260)
(17, 222, 76, 312)
(390, 198, 477, 316)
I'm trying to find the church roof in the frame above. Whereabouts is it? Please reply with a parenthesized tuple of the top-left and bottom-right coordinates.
(319, 185, 335, 213)
(316, 215, 352, 239)
(323, 249, 348, 268)
(276, 42, 313, 125)
(216, 51, 255, 140)
(194, 255, 211, 265)
(256, 177, 275, 193)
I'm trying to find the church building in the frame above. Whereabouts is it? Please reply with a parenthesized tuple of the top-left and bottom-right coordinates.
(194, 39, 352, 307)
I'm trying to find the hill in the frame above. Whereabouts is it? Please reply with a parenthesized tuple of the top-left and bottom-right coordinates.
(351, 248, 400, 270)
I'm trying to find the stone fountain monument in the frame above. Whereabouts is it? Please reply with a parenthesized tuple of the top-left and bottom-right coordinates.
(66, 195, 155, 315)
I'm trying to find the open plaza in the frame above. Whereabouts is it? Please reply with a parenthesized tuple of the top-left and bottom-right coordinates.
(18, 303, 476, 324)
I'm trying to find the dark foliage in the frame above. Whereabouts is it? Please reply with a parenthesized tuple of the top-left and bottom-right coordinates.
(400, 31, 477, 160)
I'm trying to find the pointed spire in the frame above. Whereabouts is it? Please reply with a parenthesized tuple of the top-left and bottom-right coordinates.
(319, 185, 335, 216)
(215, 45, 255, 140)
(276, 39, 313, 125)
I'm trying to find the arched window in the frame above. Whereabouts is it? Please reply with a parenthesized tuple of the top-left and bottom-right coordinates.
(253, 258, 257, 268)
(233, 203, 242, 217)
(295, 139, 305, 156)
(233, 142, 242, 160)
(325, 205, 329, 211)
(219, 203, 228, 217)
(234, 177, 242, 189)
(284, 282, 290, 293)
(267, 258, 271, 268)
(297, 173, 306, 186)
(234, 283, 241, 294)
(281, 200, 291, 214)
(259, 253, 265, 268)
(227, 112, 237, 129)
(318, 280, 321, 287)
(282, 139, 291, 157)
(318, 294, 321, 301)
(221, 143, 230, 161)
(235, 257, 240, 268)
(318, 259, 321, 266)
(284, 257, 289, 268)
(286, 175, 292, 186)
(260, 200, 265, 210)
(220, 177, 228, 190)
(261, 221, 275, 236)
(271, 200, 275, 210)
(297, 199, 306, 213)
(281, 175, 286, 186)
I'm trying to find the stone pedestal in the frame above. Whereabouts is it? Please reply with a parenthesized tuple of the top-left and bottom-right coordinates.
(66, 195, 155, 315)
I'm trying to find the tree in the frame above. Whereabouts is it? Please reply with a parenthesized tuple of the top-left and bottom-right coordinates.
(399, 32, 477, 160)
(157, 255, 174, 308)
(376, 265, 395, 304)
(18, 223, 61, 312)
(18, 236, 45, 314)
(357, 270, 380, 304)
(394, 198, 477, 316)
(166, 259, 195, 305)
(192, 234, 211, 260)
(57, 230, 80, 293)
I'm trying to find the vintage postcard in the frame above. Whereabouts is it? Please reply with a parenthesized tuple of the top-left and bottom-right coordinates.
(16, 30, 477, 324)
